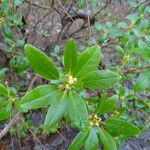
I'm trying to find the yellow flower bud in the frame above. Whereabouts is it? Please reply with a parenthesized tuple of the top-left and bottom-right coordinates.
(89, 115, 92, 119)
(90, 121, 94, 127)
(68, 80, 74, 85)
(95, 122, 99, 127)
(68, 75, 77, 85)
(115, 111, 119, 115)
(65, 84, 70, 89)
(73, 78, 77, 82)
(68, 75, 74, 85)
(94, 114, 98, 119)
(68, 75, 73, 81)
(9, 97, 15, 102)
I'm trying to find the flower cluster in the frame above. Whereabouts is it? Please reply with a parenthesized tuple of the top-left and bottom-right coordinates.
(65, 75, 77, 90)
(89, 114, 101, 127)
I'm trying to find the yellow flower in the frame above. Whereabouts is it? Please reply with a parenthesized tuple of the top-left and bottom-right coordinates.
(65, 84, 70, 89)
(9, 97, 15, 102)
(94, 114, 98, 119)
(95, 122, 99, 127)
(68, 75, 77, 85)
(90, 121, 94, 127)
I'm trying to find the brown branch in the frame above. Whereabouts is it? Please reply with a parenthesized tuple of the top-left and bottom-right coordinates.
(27, 74, 38, 91)
(135, 0, 149, 9)
(24, 0, 61, 14)
(0, 113, 20, 139)
(24, 0, 50, 9)
(124, 65, 150, 74)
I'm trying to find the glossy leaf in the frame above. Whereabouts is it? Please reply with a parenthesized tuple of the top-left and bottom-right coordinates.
(0, 83, 8, 96)
(69, 129, 89, 150)
(44, 92, 67, 131)
(96, 95, 119, 115)
(64, 38, 77, 74)
(85, 127, 99, 150)
(81, 70, 121, 89)
(67, 92, 89, 128)
(18, 85, 59, 112)
(24, 44, 59, 80)
(105, 118, 141, 137)
(99, 128, 117, 150)
(74, 45, 101, 78)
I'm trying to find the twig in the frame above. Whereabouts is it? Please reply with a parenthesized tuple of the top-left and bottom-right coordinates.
(0, 113, 20, 139)
(94, 3, 108, 17)
(21, 118, 45, 150)
(56, 129, 67, 142)
(85, 0, 91, 38)
(17, 129, 22, 150)
(135, 0, 149, 9)
(24, 0, 50, 9)
(124, 65, 150, 74)
(27, 74, 38, 91)
(59, 3, 74, 23)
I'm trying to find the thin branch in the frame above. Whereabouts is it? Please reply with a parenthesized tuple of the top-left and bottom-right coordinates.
(24, 0, 50, 9)
(21, 118, 45, 150)
(0, 113, 20, 139)
(59, 2, 74, 22)
(94, 3, 108, 17)
(135, 0, 149, 9)
(124, 65, 150, 74)
(85, 0, 91, 38)
(56, 129, 67, 142)
(27, 74, 38, 91)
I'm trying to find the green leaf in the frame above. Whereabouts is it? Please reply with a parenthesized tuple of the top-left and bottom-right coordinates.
(16, 39, 25, 47)
(99, 128, 117, 150)
(118, 22, 128, 29)
(64, 38, 77, 75)
(67, 92, 89, 128)
(96, 95, 118, 115)
(18, 85, 59, 112)
(44, 92, 67, 131)
(116, 45, 125, 56)
(0, 97, 8, 107)
(0, 103, 12, 121)
(4, 27, 13, 39)
(95, 22, 105, 30)
(81, 70, 121, 89)
(126, 13, 139, 24)
(138, 41, 150, 60)
(74, 45, 101, 78)
(0, 83, 8, 96)
(133, 29, 141, 38)
(105, 118, 141, 137)
(14, 0, 22, 6)
(134, 70, 150, 91)
(24, 44, 59, 80)
(85, 127, 99, 150)
(128, 0, 138, 8)
(145, 35, 150, 42)
(69, 129, 89, 150)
